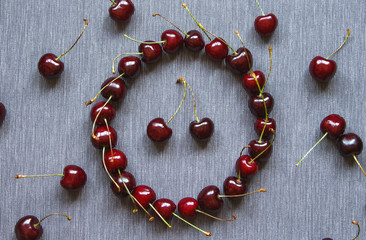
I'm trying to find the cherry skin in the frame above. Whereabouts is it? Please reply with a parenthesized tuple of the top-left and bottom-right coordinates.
(254, 118, 276, 138)
(90, 101, 116, 125)
(0, 102, 6, 124)
(248, 139, 273, 162)
(60, 165, 87, 190)
(184, 30, 205, 52)
(337, 133, 363, 157)
(153, 198, 176, 220)
(103, 149, 127, 173)
(100, 77, 127, 102)
(322, 238, 333, 240)
(309, 56, 337, 83)
(205, 38, 229, 61)
(38, 53, 64, 79)
(248, 92, 274, 117)
(15, 215, 43, 240)
(226, 48, 253, 74)
(132, 185, 156, 209)
(223, 176, 247, 196)
(197, 185, 223, 212)
(189, 117, 214, 141)
(138, 41, 163, 63)
(178, 197, 199, 218)
(254, 13, 278, 37)
(109, 0, 135, 23)
(147, 118, 172, 143)
(91, 125, 118, 149)
(110, 170, 136, 197)
(161, 29, 184, 53)
(235, 155, 258, 178)
(320, 114, 346, 139)
(242, 71, 266, 95)
(117, 56, 141, 78)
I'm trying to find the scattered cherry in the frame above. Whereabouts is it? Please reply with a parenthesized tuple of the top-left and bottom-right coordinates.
(253, 0, 278, 37)
(132, 185, 156, 209)
(117, 56, 141, 78)
(205, 37, 229, 61)
(226, 47, 253, 74)
(248, 139, 273, 162)
(103, 149, 127, 173)
(337, 133, 363, 157)
(161, 29, 184, 53)
(0, 102, 6, 124)
(254, 118, 276, 138)
(235, 154, 258, 178)
(138, 41, 163, 63)
(184, 30, 205, 51)
(90, 101, 116, 125)
(109, 0, 135, 23)
(110, 170, 136, 197)
(101, 77, 127, 102)
(248, 92, 274, 117)
(197, 185, 223, 212)
(242, 71, 265, 95)
(91, 125, 118, 149)
(189, 118, 214, 141)
(223, 176, 247, 196)
(152, 198, 176, 221)
(178, 197, 199, 218)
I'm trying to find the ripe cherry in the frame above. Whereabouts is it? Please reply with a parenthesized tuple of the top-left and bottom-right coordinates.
(248, 139, 273, 162)
(138, 41, 163, 63)
(109, 0, 135, 23)
(197, 185, 223, 212)
(0, 102, 6, 124)
(309, 29, 350, 83)
(242, 71, 265, 95)
(254, 118, 276, 138)
(103, 149, 127, 173)
(205, 37, 229, 61)
(90, 101, 116, 125)
(253, 0, 278, 37)
(117, 56, 141, 78)
(223, 176, 247, 196)
(38, 19, 88, 79)
(337, 133, 363, 157)
(226, 47, 253, 74)
(161, 29, 184, 53)
(152, 198, 176, 221)
(248, 92, 274, 117)
(235, 155, 258, 178)
(101, 77, 127, 102)
(189, 118, 214, 141)
(132, 185, 156, 209)
(110, 170, 136, 197)
(178, 197, 199, 218)
(91, 125, 117, 149)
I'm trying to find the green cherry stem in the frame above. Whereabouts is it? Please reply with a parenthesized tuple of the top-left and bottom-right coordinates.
(109, 0, 116, 5)
(181, 3, 211, 41)
(166, 78, 187, 125)
(178, 78, 199, 123)
(172, 212, 212, 236)
(263, 46, 273, 90)
(117, 169, 138, 213)
(102, 146, 120, 192)
(129, 194, 155, 221)
(123, 34, 166, 45)
(250, 129, 276, 164)
(148, 203, 172, 228)
(352, 220, 360, 240)
(255, 0, 265, 16)
(327, 29, 351, 59)
(152, 13, 189, 37)
(198, 23, 236, 54)
(352, 154, 366, 177)
(235, 30, 252, 70)
(111, 52, 143, 74)
(34, 213, 72, 228)
(91, 96, 113, 140)
(239, 145, 251, 157)
(195, 209, 237, 222)
(218, 188, 266, 198)
(15, 174, 63, 179)
(295, 132, 328, 167)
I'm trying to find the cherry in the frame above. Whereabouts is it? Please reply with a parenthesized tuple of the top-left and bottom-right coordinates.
(337, 133, 363, 157)
(161, 29, 184, 53)
(132, 185, 156, 209)
(109, 0, 135, 23)
(205, 37, 229, 61)
(147, 118, 173, 142)
(38, 19, 88, 79)
(117, 56, 141, 78)
(178, 197, 199, 218)
(110, 170, 136, 197)
(138, 41, 163, 63)
(235, 155, 258, 178)
(152, 198, 176, 221)
(91, 125, 117, 149)
(309, 29, 350, 83)
(226, 47, 253, 74)
(15, 214, 71, 240)
(242, 71, 266, 95)
(254, 118, 276, 138)
(189, 118, 214, 141)
(0, 102, 6, 124)
(248, 139, 273, 162)
(223, 176, 247, 196)
(101, 77, 127, 102)
(197, 185, 223, 212)
(248, 92, 274, 117)
(253, 0, 278, 37)
(184, 30, 205, 51)
(90, 101, 116, 125)
(103, 149, 127, 173)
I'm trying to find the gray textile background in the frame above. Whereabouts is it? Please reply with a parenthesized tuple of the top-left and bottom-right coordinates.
(1, 0, 365, 239)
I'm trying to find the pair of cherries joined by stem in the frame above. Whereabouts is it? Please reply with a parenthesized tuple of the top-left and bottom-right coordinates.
(322, 220, 361, 240)
(109, 0, 135, 23)
(38, 19, 88, 79)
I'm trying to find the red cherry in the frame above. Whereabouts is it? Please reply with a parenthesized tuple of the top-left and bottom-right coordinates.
(189, 118, 214, 141)
(223, 176, 247, 196)
(0, 102, 6, 124)
(178, 197, 198, 218)
(138, 41, 163, 63)
(248, 92, 274, 117)
(117, 56, 141, 78)
(225, 48, 253, 74)
(132, 185, 156, 209)
(184, 30, 205, 51)
(15, 215, 43, 240)
(309, 56, 337, 83)
(197, 185, 223, 212)
(337, 133, 363, 157)
(100, 77, 127, 102)
(91, 125, 118, 149)
(90, 101, 116, 125)
(254, 14, 278, 37)
(153, 198, 176, 220)
(103, 149, 127, 173)
(109, 0, 135, 23)
(235, 155, 258, 178)
(147, 118, 172, 142)
(161, 29, 184, 53)
(205, 38, 228, 61)
(254, 118, 276, 138)
(38, 53, 64, 79)
(242, 71, 265, 95)
(110, 171, 136, 197)
(320, 114, 346, 138)
(60, 165, 87, 190)
(248, 139, 273, 162)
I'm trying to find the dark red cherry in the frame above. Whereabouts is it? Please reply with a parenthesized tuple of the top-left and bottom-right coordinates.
(178, 197, 198, 218)
(320, 114, 346, 139)
(235, 155, 258, 178)
(197, 185, 223, 212)
(322, 238, 333, 240)
(153, 198, 176, 220)
(242, 71, 265, 95)
(132, 185, 156, 209)
(38, 53, 64, 79)
(254, 13, 278, 37)
(60, 165, 87, 190)
(225, 48, 253, 74)
(337, 133, 363, 157)
(248, 92, 274, 117)
(103, 149, 127, 173)
(109, 0, 135, 23)
(138, 41, 163, 63)
(223, 176, 247, 196)
(248, 139, 273, 162)
(91, 125, 118, 149)
(100, 77, 127, 102)
(0, 102, 6, 124)
(117, 56, 141, 78)
(205, 38, 228, 61)
(309, 56, 337, 83)
(90, 101, 116, 125)
(110, 170, 136, 197)
(161, 29, 184, 53)
(184, 30, 205, 52)
(147, 118, 172, 142)
(189, 117, 214, 141)
(254, 118, 276, 138)
(15, 215, 43, 240)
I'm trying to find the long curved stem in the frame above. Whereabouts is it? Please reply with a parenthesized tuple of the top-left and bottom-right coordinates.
(195, 209, 236, 222)
(166, 78, 187, 125)
(91, 96, 112, 140)
(239, 145, 251, 157)
(34, 213, 71, 227)
(153, 13, 189, 37)
(262, 46, 272, 90)
(327, 29, 351, 59)
(15, 174, 63, 179)
(352, 154, 366, 177)
(218, 188, 266, 198)
(182, 3, 211, 41)
(255, 0, 265, 16)
(352, 220, 360, 240)
(172, 213, 212, 236)
(178, 78, 199, 123)
(295, 132, 328, 167)
(123, 34, 166, 44)
(102, 146, 120, 191)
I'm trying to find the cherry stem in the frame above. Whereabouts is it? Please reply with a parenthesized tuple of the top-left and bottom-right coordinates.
(109, 0, 116, 5)
(218, 188, 267, 198)
(148, 203, 172, 228)
(239, 145, 251, 157)
(250, 129, 276, 164)
(235, 30, 252, 71)
(295, 132, 328, 167)
(111, 52, 143, 74)
(172, 212, 212, 236)
(15, 174, 63, 179)
(352, 220, 360, 240)
(85, 72, 124, 106)
(327, 29, 351, 59)
(129, 194, 155, 221)
(102, 146, 120, 192)
(123, 34, 166, 45)
(255, 0, 265, 16)
(263, 46, 272, 90)
(195, 209, 237, 222)
(166, 78, 187, 125)
(91, 96, 112, 140)
(254, 74, 268, 143)
(198, 23, 236, 54)
(178, 78, 199, 123)
(34, 213, 72, 228)
(152, 13, 189, 37)
(352, 154, 366, 177)
(56, 19, 88, 61)
(181, 3, 211, 41)
(117, 169, 138, 213)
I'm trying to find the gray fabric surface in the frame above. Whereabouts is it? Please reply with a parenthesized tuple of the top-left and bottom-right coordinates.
(1, 0, 365, 239)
